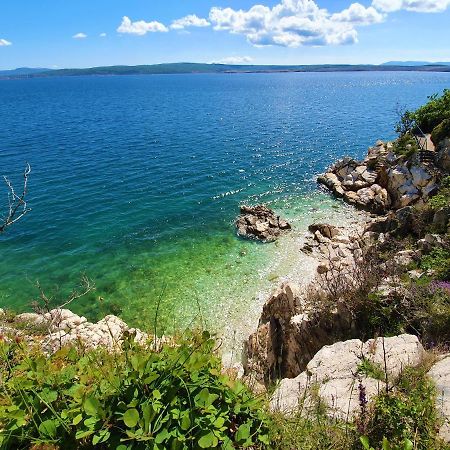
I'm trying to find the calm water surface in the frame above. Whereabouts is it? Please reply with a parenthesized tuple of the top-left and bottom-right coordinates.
(1, 72, 449, 333)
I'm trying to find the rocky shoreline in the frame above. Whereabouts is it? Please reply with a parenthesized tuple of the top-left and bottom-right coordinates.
(1, 134, 449, 442)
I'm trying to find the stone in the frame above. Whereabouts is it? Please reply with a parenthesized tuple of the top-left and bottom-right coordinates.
(271, 335, 424, 419)
(308, 223, 340, 240)
(428, 355, 450, 442)
(437, 138, 450, 172)
(410, 165, 432, 188)
(433, 207, 450, 233)
(235, 205, 291, 242)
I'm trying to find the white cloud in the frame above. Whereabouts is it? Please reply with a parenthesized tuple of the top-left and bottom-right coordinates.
(372, 0, 450, 12)
(170, 14, 210, 30)
(117, 16, 169, 35)
(100, 32, 107, 37)
(73, 32, 87, 39)
(332, 3, 385, 25)
(0, 38, 12, 46)
(214, 56, 253, 64)
(208, 0, 382, 47)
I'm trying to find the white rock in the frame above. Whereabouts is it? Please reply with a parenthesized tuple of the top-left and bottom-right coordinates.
(428, 355, 450, 442)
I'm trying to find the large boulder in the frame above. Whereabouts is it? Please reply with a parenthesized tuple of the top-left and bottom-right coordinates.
(235, 205, 291, 242)
(271, 335, 425, 419)
(428, 355, 450, 442)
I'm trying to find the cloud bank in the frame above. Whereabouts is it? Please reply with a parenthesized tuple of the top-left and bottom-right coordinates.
(115, 0, 450, 47)
(0, 38, 12, 46)
(209, 0, 384, 47)
(372, 0, 450, 12)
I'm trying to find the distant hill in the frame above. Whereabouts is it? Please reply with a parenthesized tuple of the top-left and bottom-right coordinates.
(0, 67, 52, 77)
(382, 61, 450, 66)
(2, 63, 450, 79)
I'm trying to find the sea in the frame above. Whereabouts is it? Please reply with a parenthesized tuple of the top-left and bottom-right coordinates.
(1, 71, 449, 343)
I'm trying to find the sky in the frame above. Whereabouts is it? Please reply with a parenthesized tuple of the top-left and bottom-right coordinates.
(1, 0, 450, 69)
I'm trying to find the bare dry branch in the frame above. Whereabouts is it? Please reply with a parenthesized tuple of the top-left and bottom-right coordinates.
(0, 163, 31, 233)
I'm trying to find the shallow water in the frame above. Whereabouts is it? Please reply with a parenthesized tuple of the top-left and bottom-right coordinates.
(1, 71, 449, 335)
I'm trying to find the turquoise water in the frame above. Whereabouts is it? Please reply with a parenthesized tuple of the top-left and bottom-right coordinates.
(1, 72, 450, 334)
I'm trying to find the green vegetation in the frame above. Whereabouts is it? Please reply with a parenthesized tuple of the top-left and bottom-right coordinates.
(413, 89, 450, 134)
(357, 358, 385, 381)
(362, 365, 445, 450)
(0, 332, 269, 449)
(429, 176, 450, 211)
(392, 133, 419, 158)
(431, 118, 450, 145)
(420, 248, 450, 281)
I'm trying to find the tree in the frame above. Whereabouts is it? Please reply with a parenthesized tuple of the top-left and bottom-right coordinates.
(0, 163, 31, 233)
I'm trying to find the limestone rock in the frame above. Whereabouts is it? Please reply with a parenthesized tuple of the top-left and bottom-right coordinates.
(235, 205, 291, 242)
(271, 335, 424, 419)
(428, 355, 450, 442)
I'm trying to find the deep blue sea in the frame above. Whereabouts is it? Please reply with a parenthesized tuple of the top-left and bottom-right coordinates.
(1, 72, 450, 336)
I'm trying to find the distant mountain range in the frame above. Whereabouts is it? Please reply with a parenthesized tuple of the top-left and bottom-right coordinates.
(1, 62, 450, 79)
(382, 61, 450, 66)
(0, 67, 53, 76)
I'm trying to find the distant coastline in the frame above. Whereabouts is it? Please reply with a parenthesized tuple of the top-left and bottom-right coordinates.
(2, 62, 450, 79)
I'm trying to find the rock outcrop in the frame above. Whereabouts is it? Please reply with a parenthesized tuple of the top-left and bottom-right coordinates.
(318, 140, 442, 213)
(270, 335, 425, 419)
(428, 354, 450, 442)
(11, 309, 152, 353)
(235, 205, 291, 242)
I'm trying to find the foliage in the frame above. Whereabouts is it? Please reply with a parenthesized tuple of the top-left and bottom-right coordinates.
(357, 358, 385, 381)
(0, 332, 270, 449)
(392, 133, 419, 158)
(429, 176, 450, 211)
(412, 89, 450, 134)
(420, 247, 450, 281)
(362, 365, 446, 450)
(431, 118, 450, 145)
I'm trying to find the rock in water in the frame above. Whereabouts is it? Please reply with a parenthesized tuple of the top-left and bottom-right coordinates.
(235, 205, 291, 242)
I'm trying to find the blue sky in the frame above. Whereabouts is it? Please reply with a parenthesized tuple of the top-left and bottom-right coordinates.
(1, 0, 450, 69)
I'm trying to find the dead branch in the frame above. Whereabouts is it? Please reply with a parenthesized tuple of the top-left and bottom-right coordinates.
(0, 163, 31, 233)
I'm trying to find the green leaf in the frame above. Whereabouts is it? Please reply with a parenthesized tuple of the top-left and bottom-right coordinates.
(181, 414, 191, 431)
(155, 428, 171, 444)
(72, 414, 83, 425)
(84, 396, 102, 417)
(198, 431, 218, 448)
(123, 408, 140, 428)
(403, 439, 413, 450)
(92, 429, 111, 445)
(38, 419, 57, 438)
(153, 389, 162, 400)
(236, 422, 251, 443)
(360, 436, 370, 450)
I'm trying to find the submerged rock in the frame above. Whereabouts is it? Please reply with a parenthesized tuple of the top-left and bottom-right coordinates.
(235, 205, 291, 242)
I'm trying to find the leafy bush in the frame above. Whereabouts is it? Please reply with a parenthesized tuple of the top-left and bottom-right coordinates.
(429, 176, 450, 211)
(431, 118, 450, 145)
(392, 133, 419, 158)
(0, 332, 270, 449)
(413, 89, 450, 133)
(362, 365, 444, 450)
(420, 247, 450, 281)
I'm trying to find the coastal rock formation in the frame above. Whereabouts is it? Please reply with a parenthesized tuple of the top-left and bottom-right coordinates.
(318, 140, 442, 213)
(428, 354, 450, 442)
(12, 309, 151, 353)
(270, 335, 424, 419)
(437, 138, 450, 172)
(235, 205, 291, 242)
(245, 281, 356, 384)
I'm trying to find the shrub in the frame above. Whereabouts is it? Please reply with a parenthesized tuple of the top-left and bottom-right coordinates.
(362, 365, 445, 450)
(431, 118, 450, 146)
(392, 133, 419, 158)
(413, 89, 450, 134)
(420, 246, 450, 281)
(429, 176, 450, 211)
(0, 332, 270, 449)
